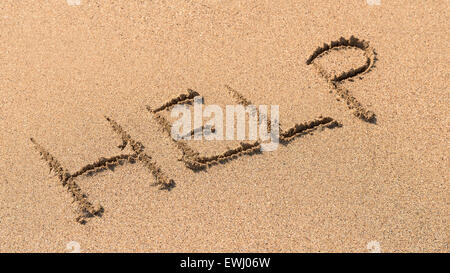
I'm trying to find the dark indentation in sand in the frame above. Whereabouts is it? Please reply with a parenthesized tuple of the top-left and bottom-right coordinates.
(71, 154, 138, 178)
(104, 116, 175, 190)
(147, 87, 340, 171)
(152, 89, 200, 113)
(224, 84, 253, 106)
(30, 117, 175, 224)
(280, 117, 341, 143)
(30, 138, 103, 224)
(178, 125, 216, 139)
(31, 36, 378, 222)
(306, 36, 377, 122)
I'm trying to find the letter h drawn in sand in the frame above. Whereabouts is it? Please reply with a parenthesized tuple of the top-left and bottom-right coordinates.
(31, 36, 377, 224)
(30, 118, 175, 224)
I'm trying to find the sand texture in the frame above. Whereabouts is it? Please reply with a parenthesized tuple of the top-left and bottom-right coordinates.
(0, 0, 448, 252)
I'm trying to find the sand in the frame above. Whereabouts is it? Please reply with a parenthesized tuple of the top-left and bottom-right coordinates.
(0, 0, 448, 252)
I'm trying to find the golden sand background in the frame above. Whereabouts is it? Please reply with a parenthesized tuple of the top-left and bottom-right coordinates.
(0, 0, 448, 252)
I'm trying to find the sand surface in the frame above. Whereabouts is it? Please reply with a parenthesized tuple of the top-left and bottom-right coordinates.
(0, 0, 448, 252)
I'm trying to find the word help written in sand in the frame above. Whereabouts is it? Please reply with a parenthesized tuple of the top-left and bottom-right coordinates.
(31, 36, 377, 224)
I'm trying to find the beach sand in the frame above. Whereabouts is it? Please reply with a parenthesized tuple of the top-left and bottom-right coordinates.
(0, 0, 448, 252)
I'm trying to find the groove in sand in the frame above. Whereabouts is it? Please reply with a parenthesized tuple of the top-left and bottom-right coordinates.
(307, 36, 377, 122)
(152, 89, 200, 113)
(147, 88, 340, 170)
(30, 138, 103, 224)
(31, 117, 175, 223)
(30, 36, 374, 223)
